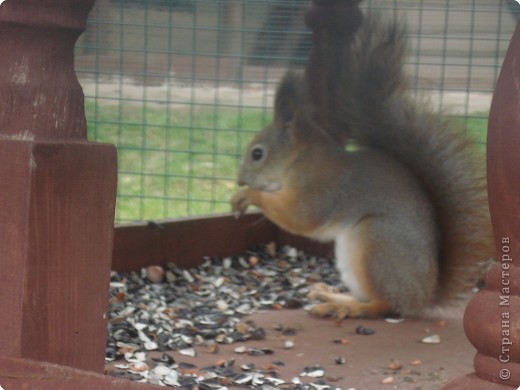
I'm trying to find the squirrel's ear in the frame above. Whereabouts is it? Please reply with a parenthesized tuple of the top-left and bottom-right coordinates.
(274, 71, 302, 127)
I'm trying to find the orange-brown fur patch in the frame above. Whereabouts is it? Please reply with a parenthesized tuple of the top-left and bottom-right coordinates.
(235, 187, 319, 237)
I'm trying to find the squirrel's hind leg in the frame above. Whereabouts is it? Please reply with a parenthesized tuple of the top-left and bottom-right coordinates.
(308, 216, 437, 319)
(308, 283, 392, 318)
(307, 219, 394, 318)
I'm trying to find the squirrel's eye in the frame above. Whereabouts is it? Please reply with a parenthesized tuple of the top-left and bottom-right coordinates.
(251, 147, 264, 161)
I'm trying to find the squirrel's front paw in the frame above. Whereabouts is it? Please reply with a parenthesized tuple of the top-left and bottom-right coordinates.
(230, 189, 251, 218)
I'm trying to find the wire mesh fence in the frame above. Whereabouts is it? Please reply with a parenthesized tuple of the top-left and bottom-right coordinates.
(74, 0, 518, 223)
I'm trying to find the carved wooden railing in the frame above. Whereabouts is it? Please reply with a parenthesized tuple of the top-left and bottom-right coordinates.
(0, 0, 117, 373)
(456, 20, 520, 388)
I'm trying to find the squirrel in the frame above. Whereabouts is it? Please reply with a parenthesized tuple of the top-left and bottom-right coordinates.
(230, 0, 494, 318)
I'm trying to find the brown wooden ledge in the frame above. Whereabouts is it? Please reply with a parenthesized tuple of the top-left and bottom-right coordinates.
(112, 212, 334, 272)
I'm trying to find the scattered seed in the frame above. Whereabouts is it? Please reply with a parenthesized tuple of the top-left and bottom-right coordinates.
(335, 357, 346, 365)
(223, 358, 235, 368)
(178, 362, 198, 370)
(128, 361, 149, 372)
(124, 351, 146, 363)
(266, 242, 277, 257)
(381, 376, 394, 384)
(182, 269, 195, 283)
(152, 364, 171, 376)
(249, 256, 260, 266)
(421, 334, 441, 344)
(235, 322, 250, 334)
(116, 342, 139, 355)
(437, 319, 447, 328)
(309, 382, 331, 390)
(214, 359, 227, 367)
(355, 325, 375, 335)
(238, 257, 250, 269)
(232, 373, 254, 385)
(109, 282, 126, 289)
(152, 353, 175, 365)
(145, 265, 164, 284)
(287, 247, 298, 258)
(410, 359, 423, 366)
(250, 327, 267, 340)
(107, 245, 346, 388)
(241, 363, 255, 371)
(222, 257, 233, 269)
(388, 360, 403, 370)
(179, 347, 196, 357)
(215, 299, 228, 312)
(384, 317, 405, 324)
(206, 340, 219, 354)
(247, 347, 266, 356)
(162, 370, 180, 386)
(263, 362, 278, 370)
(265, 377, 285, 386)
(144, 340, 158, 351)
(300, 366, 325, 378)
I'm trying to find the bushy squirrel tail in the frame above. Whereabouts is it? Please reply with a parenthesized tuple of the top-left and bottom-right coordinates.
(304, 5, 495, 304)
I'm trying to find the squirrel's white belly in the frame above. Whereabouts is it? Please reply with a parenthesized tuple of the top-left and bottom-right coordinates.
(308, 223, 369, 301)
(334, 231, 369, 301)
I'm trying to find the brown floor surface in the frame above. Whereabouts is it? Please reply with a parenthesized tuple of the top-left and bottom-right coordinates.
(236, 310, 473, 389)
(126, 309, 478, 390)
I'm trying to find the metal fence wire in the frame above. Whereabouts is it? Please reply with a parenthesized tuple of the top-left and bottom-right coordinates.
(75, 0, 518, 223)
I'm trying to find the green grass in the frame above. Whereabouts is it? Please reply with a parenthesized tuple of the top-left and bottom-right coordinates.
(86, 101, 489, 223)
(86, 101, 269, 222)
(454, 112, 489, 157)
(462, 113, 488, 141)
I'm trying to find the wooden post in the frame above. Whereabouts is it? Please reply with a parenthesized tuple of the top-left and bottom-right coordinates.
(0, 0, 117, 373)
(445, 21, 520, 389)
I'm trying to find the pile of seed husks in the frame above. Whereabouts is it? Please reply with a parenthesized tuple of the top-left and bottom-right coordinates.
(107, 243, 347, 389)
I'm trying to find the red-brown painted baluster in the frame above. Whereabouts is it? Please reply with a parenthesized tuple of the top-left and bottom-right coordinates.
(446, 21, 520, 390)
(0, 0, 117, 373)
